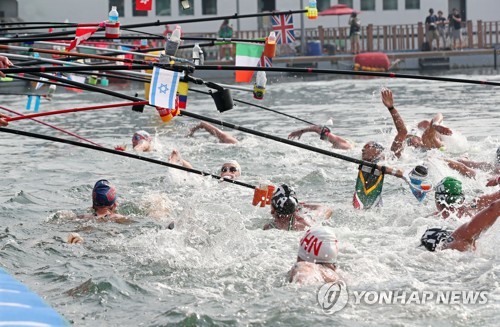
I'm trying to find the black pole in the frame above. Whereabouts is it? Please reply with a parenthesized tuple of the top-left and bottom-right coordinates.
(1, 64, 151, 74)
(0, 127, 256, 190)
(193, 65, 500, 87)
(4, 63, 500, 87)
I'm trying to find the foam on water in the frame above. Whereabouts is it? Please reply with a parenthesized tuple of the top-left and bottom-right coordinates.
(0, 72, 499, 326)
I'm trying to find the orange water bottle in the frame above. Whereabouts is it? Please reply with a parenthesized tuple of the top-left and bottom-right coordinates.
(264, 31, 277, 58)
(252, 182, 275, 207)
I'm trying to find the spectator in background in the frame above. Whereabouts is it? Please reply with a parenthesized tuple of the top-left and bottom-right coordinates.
(436, 10, 448, 50)
(163, 24, 173, 37)
(450, 8, 463, 50)
(218, 19, 234, 61)
(348, 12, 361, 54)
(425, 8, 439, 50)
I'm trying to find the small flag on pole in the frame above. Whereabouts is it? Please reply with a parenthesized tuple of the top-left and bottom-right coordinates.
(66, 23, 104, 51)
(271, 14, 296, 44)
(136, 0, 152, 11)
(148, 67, 180, 109)
(177, 81, 189, 109)
(235, 43, 264, 83)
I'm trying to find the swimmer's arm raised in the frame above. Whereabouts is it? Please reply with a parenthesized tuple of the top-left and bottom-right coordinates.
(451, 200, 499, 245)
(382, 89, 407, 159)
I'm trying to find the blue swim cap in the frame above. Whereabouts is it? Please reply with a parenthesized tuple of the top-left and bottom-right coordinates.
(92, 179, 117, 207)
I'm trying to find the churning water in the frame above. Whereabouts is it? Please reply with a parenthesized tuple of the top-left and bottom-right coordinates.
(0, 70, 499, 326)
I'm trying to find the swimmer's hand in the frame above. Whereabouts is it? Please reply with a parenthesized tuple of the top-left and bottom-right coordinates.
(433, 125, 453, 136)
(381, 88, 394, 109)
(486, 176, 500, 187)
(114, 144, 127, 151)
(67, 232, 84, 244)
(0, 113, 10, 126)
(187, 123, 202, 137)
(168, 149, 181, 163)
(288, 130, 304, 140)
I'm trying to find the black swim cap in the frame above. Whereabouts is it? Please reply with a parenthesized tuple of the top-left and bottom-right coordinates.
(271, 184, 298, 215)
(420, 228, 453, 251)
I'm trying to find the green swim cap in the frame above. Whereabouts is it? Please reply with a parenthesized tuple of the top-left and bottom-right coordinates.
(434, 177, 464, 206)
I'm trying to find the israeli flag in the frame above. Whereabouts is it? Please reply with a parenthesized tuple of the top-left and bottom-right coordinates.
(149, 67, 180, 108)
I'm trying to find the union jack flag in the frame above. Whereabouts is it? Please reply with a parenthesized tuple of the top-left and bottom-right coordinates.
(258, 54, 272, 68)
(271, 14, 295, 44)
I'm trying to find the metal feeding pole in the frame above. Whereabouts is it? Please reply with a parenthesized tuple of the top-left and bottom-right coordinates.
(236, 0, 241, 36)
(300, 0, 306, 55)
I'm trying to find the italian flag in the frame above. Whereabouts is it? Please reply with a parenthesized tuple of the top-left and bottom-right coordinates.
(235, 43, 264, 83)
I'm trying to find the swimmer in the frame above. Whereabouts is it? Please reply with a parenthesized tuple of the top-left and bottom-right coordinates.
(421, 199, 500, 252)
(187, 122, 238, 144)
(264, 184, 332, 231)
(78, 179, 129, 223)
(433, 176, 500, 219)
(288, 124, 354, 150)
(406, 113, 453, 150)
(0, 113, 10, 127)
(289, 226, 341, 284)
(220, 160, 241, 180)
(132, 130, 153, 152)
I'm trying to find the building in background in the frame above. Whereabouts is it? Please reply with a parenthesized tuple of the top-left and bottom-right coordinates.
(1, 1, 497, 35)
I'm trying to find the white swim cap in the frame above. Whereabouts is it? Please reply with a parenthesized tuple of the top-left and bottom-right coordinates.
(223, 160, 241, 173)
(298, 226, 338, 264)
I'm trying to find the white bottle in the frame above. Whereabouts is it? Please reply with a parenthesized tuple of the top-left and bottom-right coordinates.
(165, 25, 182, 56)
(108, 6, 119, 22)
(192, 43, 201, 65)
(199, 46, 204, 65)
(46, 85, 56, 101)
(256, 71, 267, 88)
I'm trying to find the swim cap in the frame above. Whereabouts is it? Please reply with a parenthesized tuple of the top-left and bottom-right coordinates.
(132, 130, 152, 147)
(434, 177, 464, 206)
(271, 184, 298, 215)
(420, 228, 454, 251)
(298, 226, 338, 264)
(496, 147, 500, 164)
(92, 179, 117, 207)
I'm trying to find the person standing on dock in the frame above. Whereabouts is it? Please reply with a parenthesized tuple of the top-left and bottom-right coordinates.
(436, 10, 448, 50)
(348, 13, 361, 54)
(449, 8, 463, 50)
(425, 8, 439, 50)
(218, 19, 234, 61)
